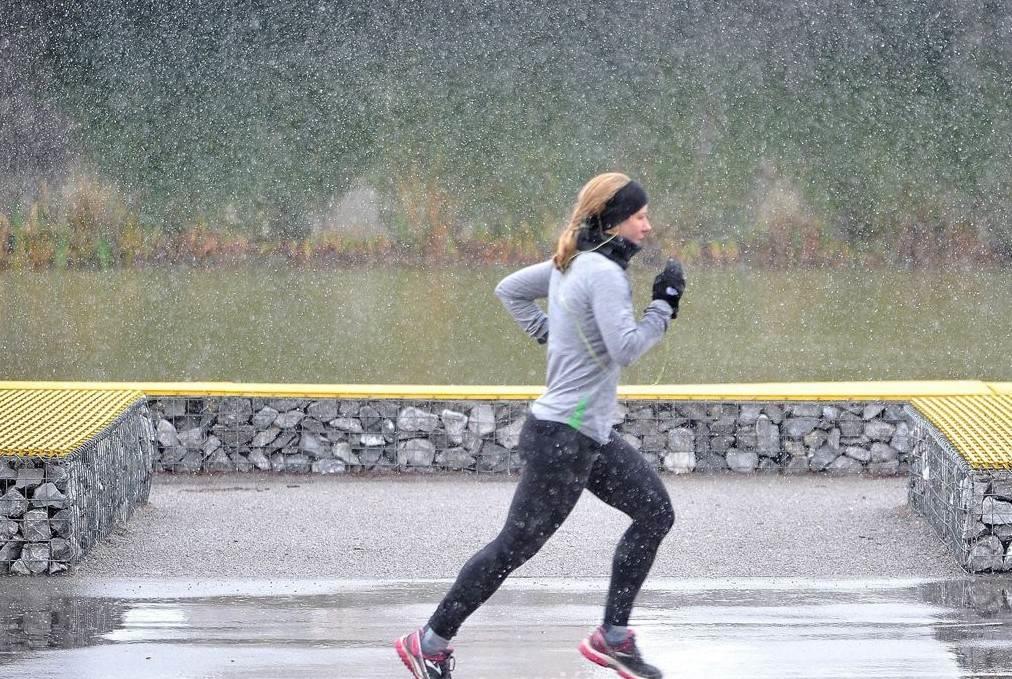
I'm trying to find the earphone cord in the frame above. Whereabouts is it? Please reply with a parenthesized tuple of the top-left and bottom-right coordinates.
(563, 232, 617, 268)
(557, 288, 611, 373)
(558, 232, 618, 372)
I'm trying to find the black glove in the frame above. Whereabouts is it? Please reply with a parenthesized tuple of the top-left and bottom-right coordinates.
(536, 332, 548, 345)
(652, 258, 686, 319)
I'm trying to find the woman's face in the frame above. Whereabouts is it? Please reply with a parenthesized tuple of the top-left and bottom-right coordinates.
(613, 205, 652, 245)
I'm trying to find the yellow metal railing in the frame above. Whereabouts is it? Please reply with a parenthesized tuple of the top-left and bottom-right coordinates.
(0, 379, 997, 401)
(910, 395, 1012, 471)
(0, 388, 145, 457)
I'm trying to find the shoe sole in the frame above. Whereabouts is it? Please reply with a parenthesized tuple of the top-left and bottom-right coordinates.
(579, 639, 640, 679)
(394, 637, 426, 679)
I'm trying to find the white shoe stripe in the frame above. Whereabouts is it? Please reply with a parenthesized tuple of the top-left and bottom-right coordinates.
(399, 636, 428, 679)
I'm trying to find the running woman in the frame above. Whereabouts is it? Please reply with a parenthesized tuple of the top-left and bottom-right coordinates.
(395, 172, 686, 679)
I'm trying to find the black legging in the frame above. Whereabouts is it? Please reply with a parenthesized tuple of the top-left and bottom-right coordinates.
(427, 416, 675, 639)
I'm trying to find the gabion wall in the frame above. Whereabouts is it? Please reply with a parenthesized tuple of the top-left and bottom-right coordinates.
(908, 406, 1012, 574)
(0, 404, 154, 575)
(148, 397, 914, 476)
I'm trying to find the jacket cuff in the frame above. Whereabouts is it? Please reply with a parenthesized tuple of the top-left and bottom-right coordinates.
(646, 299, 673, 329)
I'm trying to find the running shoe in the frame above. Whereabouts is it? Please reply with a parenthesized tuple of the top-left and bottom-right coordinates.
(394, 628, 455, 679)
(579, 626, 662, 679)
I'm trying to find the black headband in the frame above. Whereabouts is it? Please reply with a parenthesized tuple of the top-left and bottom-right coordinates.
(587, 180, 648, 232)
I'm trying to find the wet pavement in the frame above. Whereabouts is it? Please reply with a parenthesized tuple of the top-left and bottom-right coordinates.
(2, 577, 1012, 678)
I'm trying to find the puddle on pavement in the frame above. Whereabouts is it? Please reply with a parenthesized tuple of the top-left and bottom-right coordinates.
(1, 578, 1010, 678)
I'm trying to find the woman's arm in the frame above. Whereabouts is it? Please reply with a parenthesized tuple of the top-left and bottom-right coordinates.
(494, 260, 553, 343)
(590, 267, 672, 367)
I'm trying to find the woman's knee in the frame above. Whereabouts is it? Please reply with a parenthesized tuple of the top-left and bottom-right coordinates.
(656, 497, 675, 534)
(495, 521, 554, 569)
(634, 492, 674, 537)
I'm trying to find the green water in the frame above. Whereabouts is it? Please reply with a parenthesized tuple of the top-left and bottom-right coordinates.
(1, 267, 1009, 385)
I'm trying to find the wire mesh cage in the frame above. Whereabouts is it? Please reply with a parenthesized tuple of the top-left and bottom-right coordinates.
(0, 456, 78, 575)
(907, 405, 1012, 573)
(146, 396, 914, 477)
(615, 400, 911, 475)
(148, 397, 538, 475)
(0, 403, 153, 575)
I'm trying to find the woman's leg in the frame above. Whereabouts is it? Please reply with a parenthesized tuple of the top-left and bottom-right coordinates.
(426, 417, 598, 639)
(586, 432, 675, 627)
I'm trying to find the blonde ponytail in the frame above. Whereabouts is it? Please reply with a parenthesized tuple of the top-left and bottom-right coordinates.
(552, 172, 632, 271)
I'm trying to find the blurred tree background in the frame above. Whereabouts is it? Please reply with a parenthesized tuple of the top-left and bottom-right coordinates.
(1, 0, 1009, 268)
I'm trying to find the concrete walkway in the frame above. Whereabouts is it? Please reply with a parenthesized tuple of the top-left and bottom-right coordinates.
(4, 475, 994, 678)
(73, 473, 962, 578)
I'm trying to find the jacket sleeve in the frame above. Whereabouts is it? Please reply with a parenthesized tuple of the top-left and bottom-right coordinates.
(494, 260, 553, 342)
(590, 266, 671, 367)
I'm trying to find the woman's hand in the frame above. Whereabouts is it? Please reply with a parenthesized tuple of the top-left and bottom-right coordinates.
(652, 258, 686, 319)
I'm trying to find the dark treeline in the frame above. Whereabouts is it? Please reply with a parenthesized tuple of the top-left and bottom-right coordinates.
(1, 0, 1010, 267)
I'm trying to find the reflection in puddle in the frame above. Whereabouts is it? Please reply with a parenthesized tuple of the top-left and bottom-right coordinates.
(0, 596, 125, 651)
(1, 578, 1011, 678)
